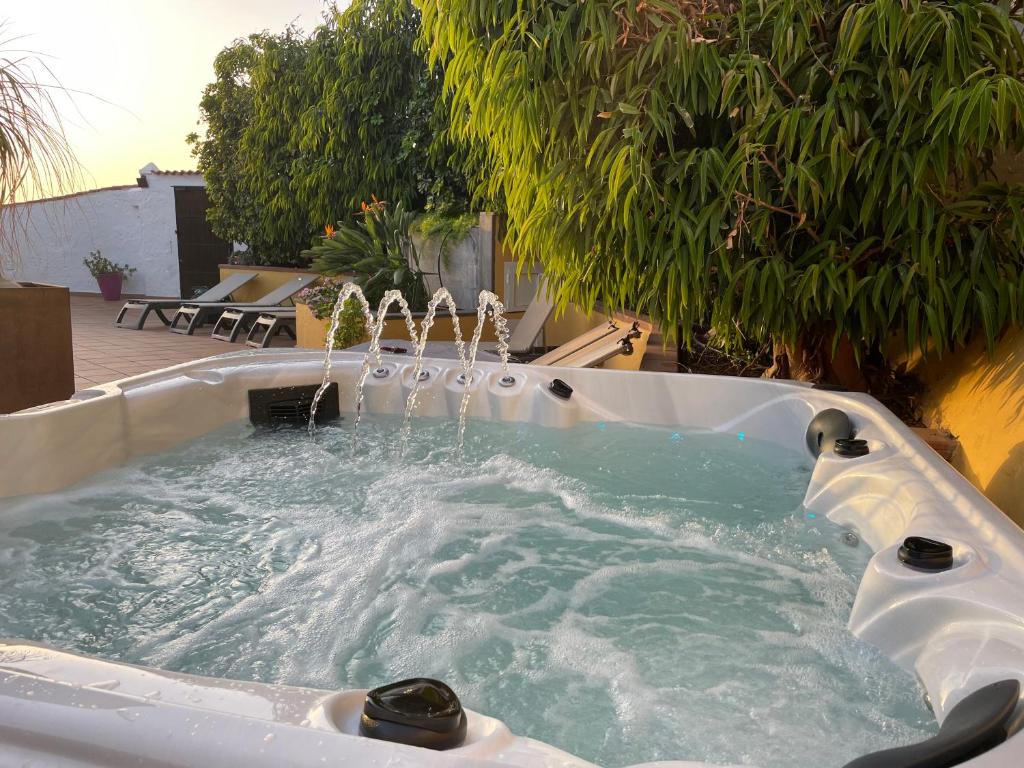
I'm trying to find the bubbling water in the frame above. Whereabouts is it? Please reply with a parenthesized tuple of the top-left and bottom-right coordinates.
(308, 284, 510, 448)
(0, 418, 937, 767)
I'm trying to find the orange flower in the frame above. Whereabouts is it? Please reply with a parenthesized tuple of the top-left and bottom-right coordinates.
(360, 195, 386, 214)
(324, 224, 335, 238)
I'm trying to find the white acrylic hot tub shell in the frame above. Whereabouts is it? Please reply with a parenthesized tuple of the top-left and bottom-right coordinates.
(1, 348, 1022, 767)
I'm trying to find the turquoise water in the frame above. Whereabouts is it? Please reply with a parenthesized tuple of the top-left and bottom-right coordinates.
(0, 416, 935, 766)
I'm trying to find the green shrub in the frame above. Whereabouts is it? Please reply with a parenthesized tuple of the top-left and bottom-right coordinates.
(419, 0, 1024, 377)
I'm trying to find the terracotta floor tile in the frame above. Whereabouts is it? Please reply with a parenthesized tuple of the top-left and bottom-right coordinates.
(67, 295, 293, 393)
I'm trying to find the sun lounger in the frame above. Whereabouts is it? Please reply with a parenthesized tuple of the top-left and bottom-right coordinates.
(530, 318, 649, 368)
(379, 317, 647, 369)
(470, 282, 556, 357)
(210, 306, 298, 343)
(245, 310, 297, 349)
(114, 272, 258, 330)
(498, 286, 555, 355)
(168, 274, 318, 335)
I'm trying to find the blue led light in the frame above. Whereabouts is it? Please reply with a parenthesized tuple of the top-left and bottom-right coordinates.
(737, 432, 746, 441)
(806, 512, 818, 520)
(670, 432, 681, 442)
(597, 422, 606, 431)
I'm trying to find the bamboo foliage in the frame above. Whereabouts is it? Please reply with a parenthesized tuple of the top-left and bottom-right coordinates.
(418, 0, 1024, 358)
(291, 0, 460, 225)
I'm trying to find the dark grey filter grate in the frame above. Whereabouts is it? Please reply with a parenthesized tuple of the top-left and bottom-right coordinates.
(248, 383, 339, 426)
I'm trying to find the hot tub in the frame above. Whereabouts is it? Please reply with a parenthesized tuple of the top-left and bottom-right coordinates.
(1, 348, 1022, 767)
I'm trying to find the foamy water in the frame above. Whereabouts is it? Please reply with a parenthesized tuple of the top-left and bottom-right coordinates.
(0, 416, 935, 766)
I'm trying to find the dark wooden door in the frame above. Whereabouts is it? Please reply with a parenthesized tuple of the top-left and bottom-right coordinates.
(174, 186, 232, 298)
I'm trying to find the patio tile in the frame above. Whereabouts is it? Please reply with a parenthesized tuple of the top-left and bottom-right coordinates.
(69, 294, 293, 389)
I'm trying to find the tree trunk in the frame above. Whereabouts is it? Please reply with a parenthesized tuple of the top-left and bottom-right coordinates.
(827, 334, 869, 391)
(764, 333, 868, 391)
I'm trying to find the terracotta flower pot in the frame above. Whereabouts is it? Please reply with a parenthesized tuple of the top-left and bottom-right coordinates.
(96, 273, 124, 301)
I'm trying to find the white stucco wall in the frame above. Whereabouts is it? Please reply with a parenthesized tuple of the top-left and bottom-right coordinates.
(3, 168, 205, 298)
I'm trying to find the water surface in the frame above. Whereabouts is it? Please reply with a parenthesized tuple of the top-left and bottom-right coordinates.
(0, 416, 935, 766)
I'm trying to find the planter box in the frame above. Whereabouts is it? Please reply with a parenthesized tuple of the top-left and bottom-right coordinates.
(295, 302, 504, 350)
(0, 283, 75, 413)
(296, 303, 330, 349)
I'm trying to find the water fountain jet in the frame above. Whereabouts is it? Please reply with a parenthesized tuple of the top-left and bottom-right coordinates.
(308, 284, 511, 447)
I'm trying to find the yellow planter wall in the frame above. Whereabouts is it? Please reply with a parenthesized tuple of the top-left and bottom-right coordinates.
(912, 328, 1024, 526)
(296, 303, 328, 349)
(297, 301, 650, 371)
(296, 302, 521, 349)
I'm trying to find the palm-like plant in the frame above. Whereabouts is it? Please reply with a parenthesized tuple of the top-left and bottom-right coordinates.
(0, 24, 80, 284)
(303, 200, 428, 309)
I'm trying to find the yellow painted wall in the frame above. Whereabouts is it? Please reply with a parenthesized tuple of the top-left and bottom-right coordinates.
(298, 302, 651, 370)
(217, 265, 317, 304)
(488, 213, 513, 307)
(912, 327, 1024, 526)
(545, 304, 593, 346)
(490, 215, 595, 347)
(296, 303, 329, 349)
(296, 302, 522, 349)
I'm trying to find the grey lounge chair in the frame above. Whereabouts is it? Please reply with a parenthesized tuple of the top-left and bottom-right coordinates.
(168, 274, 318, 335)
(245, 310, 297, 348)
(484, 285, 555, 355)
(210, 306, 296, 343)
(115, 272, 258, 330)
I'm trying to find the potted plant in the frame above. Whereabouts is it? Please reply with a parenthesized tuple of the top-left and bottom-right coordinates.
(83, 250, 136, 301)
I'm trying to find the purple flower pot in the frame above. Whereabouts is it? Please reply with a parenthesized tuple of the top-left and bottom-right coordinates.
(96, 273, 124, 301)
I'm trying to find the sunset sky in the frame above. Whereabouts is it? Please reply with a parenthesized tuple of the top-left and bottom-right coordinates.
(4, 1, 334, 196)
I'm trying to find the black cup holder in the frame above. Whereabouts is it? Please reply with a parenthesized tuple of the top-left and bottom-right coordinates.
(359, 678, 467, 750)
(834, 438, 870, 458)
(898, 536, 954, 571)
(549, 379, 573, 400)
